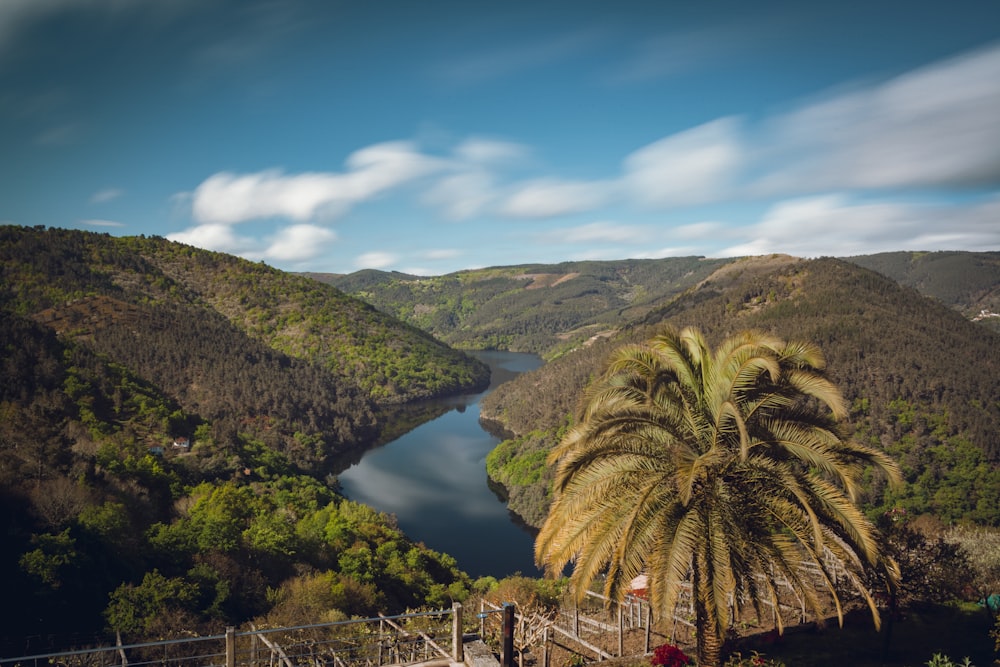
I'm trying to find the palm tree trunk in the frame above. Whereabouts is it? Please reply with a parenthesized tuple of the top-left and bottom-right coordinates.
(693, 557, 723, 667)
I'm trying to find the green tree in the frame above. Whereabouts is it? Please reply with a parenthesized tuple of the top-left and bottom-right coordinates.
(105, 569, 199, 636)
(535, 326, 902, 667)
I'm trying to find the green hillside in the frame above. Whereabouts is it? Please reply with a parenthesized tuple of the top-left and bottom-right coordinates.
(479, 256, 1000, 528)
(0, 225, 490, 652)
(315, 256, 731, 356)
(2, 227, 489, 407)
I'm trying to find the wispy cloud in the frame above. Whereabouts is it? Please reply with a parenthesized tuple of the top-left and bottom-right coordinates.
(604, 18, 784, 84)
(80, 218, 125, 228)
(421, 248, 461, 260)
(168, 221, 337, 264)
(168, 223, 258, 255)
(423, 171, 498, 221)
(623, 118, 744, 207)
(719, 194, 1000, 258)
(752, 42, 1000, 194)
(264, 224, 337, 262)
(540, 221, 650, 244)
(172, 42, 1000, 269)
(454, 137, 530, 165)
(90, 188, 123, 204)
(355, 251, 398, 270)
(500, 179, 615, 218)
(190, 141, 446, 224)
(433, 29, 602, 85)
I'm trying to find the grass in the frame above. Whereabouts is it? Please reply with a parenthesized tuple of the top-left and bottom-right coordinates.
(739, 603, 996, 667)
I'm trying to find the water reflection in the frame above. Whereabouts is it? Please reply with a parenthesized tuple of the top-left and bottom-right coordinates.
(336, 351, 544, 578)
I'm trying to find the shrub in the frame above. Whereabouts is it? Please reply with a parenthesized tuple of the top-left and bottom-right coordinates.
(723, 651, 784, 667)
(650, 643, 691, 667)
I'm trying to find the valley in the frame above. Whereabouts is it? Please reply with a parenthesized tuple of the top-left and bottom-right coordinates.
(2, 226, 999, 656)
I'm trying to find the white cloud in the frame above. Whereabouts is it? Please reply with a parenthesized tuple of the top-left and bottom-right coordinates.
(719, 194, 1000, 258)
(423, 171, 497, 220)
(90, 187, 123, 204)
(421, 248, 461, 260)
(167, 222, 338, 264)
(355, 251, 399, 270)
(454, 137, 530, 165)
(755, 43, 1000, 194)
(265, 224, 336, 262)
(636, 245, 704, 259)
(80, 218, 124, 228)
(168, 223, 258, 254)
(623, 118, 744, 207)
(190, 141, 445, 224)
(543, 221, 650, 244)
(500, 179, 615, 218)
(673, 221, 727, 240)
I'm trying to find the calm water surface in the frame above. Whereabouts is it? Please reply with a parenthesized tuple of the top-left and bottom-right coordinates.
(336, 351, 544, 579)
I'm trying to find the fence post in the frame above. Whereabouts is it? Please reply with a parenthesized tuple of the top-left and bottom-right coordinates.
(226, 626, 236, 667)
(501, 603, 515, 667)
(453, 602, 464, 662)
(644, 604, 651, 655)
(618, 604, 624, 657)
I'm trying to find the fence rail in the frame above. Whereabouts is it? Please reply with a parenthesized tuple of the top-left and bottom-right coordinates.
(0, 606, 464, 667)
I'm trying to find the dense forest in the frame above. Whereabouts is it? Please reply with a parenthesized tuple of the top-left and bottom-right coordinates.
(845, 251, 1000, 333)
(473, 256, 1000, 528)
(0, 226, 492, 655)
(3, 227, 489, 406)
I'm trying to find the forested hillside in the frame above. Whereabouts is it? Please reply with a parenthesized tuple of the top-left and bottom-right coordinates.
(3, 227, 489, 406)
(0, 226, 490, 653)
(479, 256, 1000, 528)
(844, 251, 1000, 332)
(312, 256, 730, 356)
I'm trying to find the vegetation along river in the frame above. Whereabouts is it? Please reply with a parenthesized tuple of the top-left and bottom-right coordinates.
(336, 351, 545, 579)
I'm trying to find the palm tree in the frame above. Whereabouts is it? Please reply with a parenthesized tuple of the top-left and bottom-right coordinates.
(535, 327, 901, 667)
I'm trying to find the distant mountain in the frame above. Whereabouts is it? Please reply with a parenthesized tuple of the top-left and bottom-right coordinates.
(318, 257, 732, 356)
(321, 252, 1000, 360)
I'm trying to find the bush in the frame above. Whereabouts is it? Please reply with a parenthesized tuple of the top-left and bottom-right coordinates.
(650, 643, 690, 667)
(723, 652, 784, 667)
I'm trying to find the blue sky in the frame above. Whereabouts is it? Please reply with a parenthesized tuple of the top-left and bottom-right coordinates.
(2, 1, 999, 275)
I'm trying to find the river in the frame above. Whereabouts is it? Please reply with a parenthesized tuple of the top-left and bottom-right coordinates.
(335, 351, 545, 579)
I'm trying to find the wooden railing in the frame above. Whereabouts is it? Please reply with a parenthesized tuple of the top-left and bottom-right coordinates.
(0, 605, 464, 667)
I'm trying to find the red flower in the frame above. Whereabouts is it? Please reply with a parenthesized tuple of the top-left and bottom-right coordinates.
(651, 643, 691, 667)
